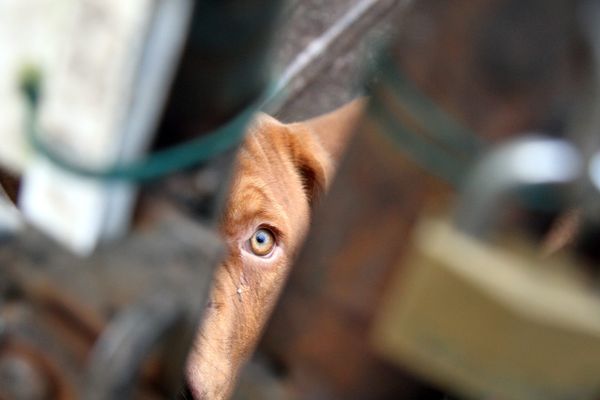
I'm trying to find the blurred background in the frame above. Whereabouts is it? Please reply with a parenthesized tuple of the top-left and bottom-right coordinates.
(2, 1, 600, 400)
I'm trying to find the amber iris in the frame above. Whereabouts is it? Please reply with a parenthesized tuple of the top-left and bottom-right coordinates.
(249, 228, 275, 256)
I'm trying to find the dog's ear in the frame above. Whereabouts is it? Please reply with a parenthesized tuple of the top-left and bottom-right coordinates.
(300, 97, 365, 161)
(285, 127, 331, 206)
(286, 98, 365, 206)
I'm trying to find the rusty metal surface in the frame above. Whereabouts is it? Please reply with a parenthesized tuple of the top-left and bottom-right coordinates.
(391, 0, 586, 143)
(260, 107, 450, 399)
(256, 0, 591, 398)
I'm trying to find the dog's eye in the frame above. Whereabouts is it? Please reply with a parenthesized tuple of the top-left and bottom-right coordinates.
(249, 228, 276, 256)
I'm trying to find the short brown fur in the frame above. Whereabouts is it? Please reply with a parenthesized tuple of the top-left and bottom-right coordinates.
(186, 100, 364, 399)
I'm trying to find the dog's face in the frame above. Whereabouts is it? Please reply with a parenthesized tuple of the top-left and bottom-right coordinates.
(185, 101, 363, 399)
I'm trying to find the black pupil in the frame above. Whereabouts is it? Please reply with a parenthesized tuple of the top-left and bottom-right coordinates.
(256, 231, 267, 244)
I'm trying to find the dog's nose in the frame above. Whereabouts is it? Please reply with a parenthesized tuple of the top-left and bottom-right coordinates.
(178, 382, 197, 400)
(180, 379, 211, 400)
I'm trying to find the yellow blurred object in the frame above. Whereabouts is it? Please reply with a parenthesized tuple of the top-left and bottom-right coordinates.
(372, 216, 600, 400)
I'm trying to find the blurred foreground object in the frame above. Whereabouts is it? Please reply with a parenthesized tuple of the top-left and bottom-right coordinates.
(0, 185, 21, 236)
(1, 0, 192, 254)
(373, 136, 599, 400)
(0, 200, 223, 400)
(0, 0, 284, 398)
(0, 0, 280, 254)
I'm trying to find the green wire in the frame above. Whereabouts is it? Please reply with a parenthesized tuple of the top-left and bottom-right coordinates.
(370, 96, 467, 186)
(370, 54, 485, 187)
(379, 54, 484, 158)
(21, 53, 482, 186)
(21, 69, 266, 182)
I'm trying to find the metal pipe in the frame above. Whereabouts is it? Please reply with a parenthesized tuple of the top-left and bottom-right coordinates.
(85, 292, 186, 400)
(455, 135, 582, 238)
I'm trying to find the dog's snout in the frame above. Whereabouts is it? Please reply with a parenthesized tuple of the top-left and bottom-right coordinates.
(178, 382, 195, 400)
(180, 380, 207, 400)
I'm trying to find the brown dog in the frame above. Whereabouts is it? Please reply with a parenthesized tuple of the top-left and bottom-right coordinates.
(185, 99, 364, 399)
